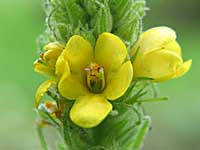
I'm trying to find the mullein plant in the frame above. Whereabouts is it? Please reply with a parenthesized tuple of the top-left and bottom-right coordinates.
(34, 0, 192, 149)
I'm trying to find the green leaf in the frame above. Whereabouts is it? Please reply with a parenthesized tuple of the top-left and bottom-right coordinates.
(37, 125, 48, 150)
(38, 0, 146, 49)
(138, 97, 168, 103)
(37, 109, 60, 128)
(57, 143, 67, 150)
(36, 29, 55, 51)
(110, 0, 146, 48)
(39, 0, 89, 44)
(80, 0, 99, 16)
(150, 82, 159, 98)
(92, 105, 151, 150)
(62, 105, 93, 150)
(73, 23, 96, 47)
(89, 0, 113, 38)
(61, 0, 88, 26)
(129, 116, 151, 149)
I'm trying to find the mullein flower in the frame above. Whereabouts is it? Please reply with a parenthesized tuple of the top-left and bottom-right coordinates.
(34, 42, 64, 107)
(34, 42, 64, 75)
(57, 33, 133, 128)
(131, 26, 192, 82)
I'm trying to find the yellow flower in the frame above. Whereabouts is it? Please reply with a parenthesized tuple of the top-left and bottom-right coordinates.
(34, 42, 65, 107)
(35, 79, 57, 107)
(34, 42, 64, 76)
(57, 33, 133, 128)
(131, 26, 192, 82)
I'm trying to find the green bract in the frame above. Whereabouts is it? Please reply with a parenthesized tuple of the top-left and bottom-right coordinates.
(37, 0, 146, 49)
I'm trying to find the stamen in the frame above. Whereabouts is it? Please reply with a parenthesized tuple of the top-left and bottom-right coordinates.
(85, 62, 105, 93)
(40, 52, 44, 59)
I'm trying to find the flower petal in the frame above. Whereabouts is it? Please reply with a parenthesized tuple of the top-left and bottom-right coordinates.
(58, 73, 88, 100)
(165, 40, 182, 56)
(62, 35, 93, 75)
(95, 33, 127, 73)
(43, 49, 63, 62)
(103, 61, 133, 100)
(174, 59, 192, 78)
(70, 94, 112, 128)
(134, 49, 183, 82)
(55, 54, 70, 77)
(133, 26, 176, 54)
(40, 42, 64, 68)
(35, 79, 56, 107)
(44, 42, 64, 51)
(33, 60, 54, 76)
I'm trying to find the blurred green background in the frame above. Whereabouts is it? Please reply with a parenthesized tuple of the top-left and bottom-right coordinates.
(0, 0, 199, 149)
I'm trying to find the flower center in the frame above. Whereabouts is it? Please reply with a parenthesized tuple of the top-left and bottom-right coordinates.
(85, 62, 105, 93)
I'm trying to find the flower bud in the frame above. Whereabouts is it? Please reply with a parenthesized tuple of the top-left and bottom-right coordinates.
(131, 27, 192, 82)
(34, 42, 64, 76)
(38, 100, 58, 117)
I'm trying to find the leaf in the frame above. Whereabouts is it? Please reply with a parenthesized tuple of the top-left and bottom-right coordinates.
(89, 0, 113, 38)
(138, 97, 168, 103)
(80, 0, 99, 16)
(37, 109, 61, 128)
(37, 125, 48, 150)
(62, 106, 93, 150)
(39, 0, 89, 44)
(61, 0, 88, 26)
(73, 23, 96, 47)
(110, 0, 146, 48)
(38, 0, 146, 49)
(36, 29, 55, 52)
(128, 116, 151, 150)
(92, 105, 151, 150)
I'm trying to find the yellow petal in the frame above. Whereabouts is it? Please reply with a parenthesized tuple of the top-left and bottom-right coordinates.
(33, 60, 54, 76)
(42, 44, 63, 68)
(44, 42, 64, 51)
(95, 32, 127, 73)
(134, 49, 183, 82)
(174, 59, 192, 78)
(43, 49, 63, 62)
(70, 94, 112, 128)
(132, 26, 176, 54)
(55, 54, 70, 77)
(165, 40, 182, 56)
(58, 74, 88, 100)
(104, 61, 133, 100)
(35, 79, 56, 107)
(62, 35, 93, 75)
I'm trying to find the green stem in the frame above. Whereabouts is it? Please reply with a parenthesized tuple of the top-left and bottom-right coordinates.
(37, 125, 48, 150)
(43, 111, 61, 128)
